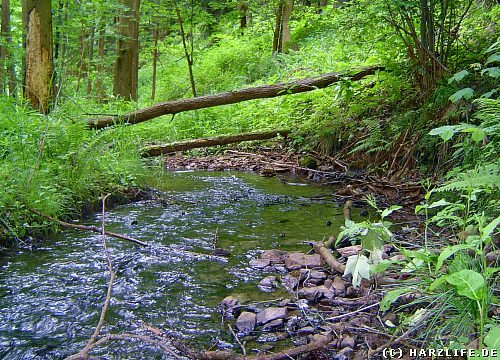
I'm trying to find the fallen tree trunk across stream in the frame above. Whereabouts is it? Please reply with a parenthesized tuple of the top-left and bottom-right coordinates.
(88, 66, 384, 129)
(142, 129, 289, 157)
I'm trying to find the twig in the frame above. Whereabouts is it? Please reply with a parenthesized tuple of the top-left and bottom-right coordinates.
(228, 324, 246, 357)
(326, 302, 379, 322)
(29, 208, 148, 247)
(66, 194, 117, 360)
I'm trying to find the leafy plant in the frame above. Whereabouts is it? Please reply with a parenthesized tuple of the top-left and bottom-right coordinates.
(337, 195, 400, 286)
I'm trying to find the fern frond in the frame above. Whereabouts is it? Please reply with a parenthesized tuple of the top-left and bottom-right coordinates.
(435, 164, 500, 193)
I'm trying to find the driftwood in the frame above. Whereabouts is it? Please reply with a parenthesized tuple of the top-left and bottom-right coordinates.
(30, 208, 148, 247)
(142, 129, 289, 157)
(88, 66, 384, 129)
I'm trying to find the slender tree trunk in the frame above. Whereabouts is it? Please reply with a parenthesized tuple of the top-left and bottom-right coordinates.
(272, 1, 284, 55)
(1, 0, 16, 96)
(0, 0, 8, 93)
(95, 23, 106, 100)
(23, 0, 54, 113)
(76, 18, 86, 93)
(176, 7, 196, 97)
(86, 23, 95, 96)
(151, 24, 159, 101)
(113, 0, 140, 101)
(54, 0, 68, 97)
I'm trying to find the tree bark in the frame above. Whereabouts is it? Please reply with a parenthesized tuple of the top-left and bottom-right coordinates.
(272, 1, 284, 55)
(0, 0, 11, 94)
(142, 129, 290, 157)
(113, 0, 140, 101)
(176, 7, 196, 97)
(151, 24, 159, 101)
(87, 66, 383, 129)
(86, 23, 95, 96)
(75, 18, 86, 93)
(23, 0, 54, 113)
(95, 23, 106, 101)
(281, 0, 294, 52)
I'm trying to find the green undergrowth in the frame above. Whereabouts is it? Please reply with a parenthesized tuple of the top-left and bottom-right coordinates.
(0, 96, 152, 246)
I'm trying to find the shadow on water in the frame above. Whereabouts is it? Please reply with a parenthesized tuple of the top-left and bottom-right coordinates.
(0, 171, 352, 359)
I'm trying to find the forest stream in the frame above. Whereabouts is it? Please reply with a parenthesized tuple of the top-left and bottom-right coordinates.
(0, 171, 355, 359)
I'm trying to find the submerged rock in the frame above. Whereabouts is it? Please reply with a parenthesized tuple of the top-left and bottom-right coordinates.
(236, 311, 256, 335)
(256, 307, 288, 325)
(212, 248, 230, 257)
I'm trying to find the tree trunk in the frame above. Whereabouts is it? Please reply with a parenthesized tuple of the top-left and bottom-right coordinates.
(281, 0, 294, 52)
(142, 129, 290, 157)
(113, 0, 140, 101)
(95, 23, 106, 100)
(176, 7, 197, 97)
(0, 0, 9, 93)
(151, 24, 159, 101)
(75, 18, 86, 93)
(272, 1, 284, 55)
(86, 23, 95, 96)
(23, 0, 54, 113)
(88, 66, 383, 129)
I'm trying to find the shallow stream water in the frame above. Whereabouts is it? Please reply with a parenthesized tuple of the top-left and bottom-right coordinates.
(0, 171, 351, 359)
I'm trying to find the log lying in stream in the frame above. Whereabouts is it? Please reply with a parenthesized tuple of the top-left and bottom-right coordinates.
(88, 66, 384, 129)
(142, 129, 289, 157)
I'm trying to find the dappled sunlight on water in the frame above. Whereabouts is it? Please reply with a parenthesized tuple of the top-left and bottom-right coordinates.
(0, 171, 351, 359)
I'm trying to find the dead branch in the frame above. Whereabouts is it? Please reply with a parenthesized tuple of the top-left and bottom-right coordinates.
(142, 129, 289, 157)
(30, 208, 148, 247)
(313, 242, 346, 274)
(87, 66, 384, 129)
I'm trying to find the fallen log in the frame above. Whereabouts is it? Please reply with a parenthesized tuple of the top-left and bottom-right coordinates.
(88, 66, 384, 129)
(142, 129, 289, 157)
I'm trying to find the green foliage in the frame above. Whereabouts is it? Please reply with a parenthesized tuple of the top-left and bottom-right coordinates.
(337, 197, 400, 286)
(0, 97, 145, 244)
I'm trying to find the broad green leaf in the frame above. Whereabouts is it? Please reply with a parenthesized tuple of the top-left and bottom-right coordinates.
(484, 326, 500, 348)
(445, 269, 485, 300)
(481, 67, 500, 78)
(344, 254, 370, 287)
(481, 89, 498, 98)
(435, 244, 474, 272)
(448, 70, 469, 84)
(486, 54, 500, 64)
(428, 199, 452, 208)
(361, 228, 383, 252)
(449, 88, 474, 103)
(371, 259, 393, 273)
(380, 288, 409, 312)
(482, 216, 500, 238)
(381, 205, 402, 219)
(429, 125, 457, 141)
(401, 258, 424, 273)
(429, 275, 448, 291)
(484, 267, 500, 279)
(471, 128, 486, 142)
